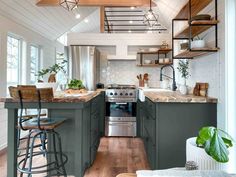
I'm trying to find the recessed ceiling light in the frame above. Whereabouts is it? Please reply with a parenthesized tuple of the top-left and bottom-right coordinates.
(130, 6, 135, 10)
(75, 13, 81, 19)
(147, 30, 152, 33)
(129, 20, 133, 24)
(128, 30, 132, 33)
(84, 19, 89, 23)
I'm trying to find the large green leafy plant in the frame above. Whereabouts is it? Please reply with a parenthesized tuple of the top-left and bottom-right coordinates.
(196, 126, 233, 163)
(68, 79, 85, 90)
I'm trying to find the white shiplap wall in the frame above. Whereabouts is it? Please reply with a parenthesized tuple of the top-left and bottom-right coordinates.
(0, 14, 62, 150)
(174, 1, 226, 129)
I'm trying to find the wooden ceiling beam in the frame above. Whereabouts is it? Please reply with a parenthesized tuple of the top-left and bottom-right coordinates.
(36, 0, 156, 7)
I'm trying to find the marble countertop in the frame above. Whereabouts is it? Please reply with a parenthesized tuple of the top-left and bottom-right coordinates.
(1, 90, 101, 103)
(141, 90, 217, 103)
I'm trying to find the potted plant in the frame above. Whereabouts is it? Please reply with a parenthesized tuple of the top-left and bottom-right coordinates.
(177, 60, 190, 95)
(191, 33, 209, 49)
(186, 126, 234, 170)
(36, 60, 67, 92)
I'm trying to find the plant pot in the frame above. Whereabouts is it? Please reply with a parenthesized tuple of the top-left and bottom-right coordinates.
(179, 84, 188, 95)
(191, 40, 206, 49)
(186, 137, 228, 170)
(36, 82, 59, 92)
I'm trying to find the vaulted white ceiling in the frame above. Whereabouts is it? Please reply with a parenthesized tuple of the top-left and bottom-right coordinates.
(0, 0, 188, 40)
(0, 0, 97, 40)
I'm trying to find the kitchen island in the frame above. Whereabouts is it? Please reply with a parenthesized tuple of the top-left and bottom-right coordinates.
(137, 90, 217, 170)
(1, 91, 105, 177)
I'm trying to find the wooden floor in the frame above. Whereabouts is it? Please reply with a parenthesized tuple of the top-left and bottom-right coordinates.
(0, 137, 149, 177)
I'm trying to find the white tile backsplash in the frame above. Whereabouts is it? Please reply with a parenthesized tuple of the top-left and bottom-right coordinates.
(100, 58, 172, 88)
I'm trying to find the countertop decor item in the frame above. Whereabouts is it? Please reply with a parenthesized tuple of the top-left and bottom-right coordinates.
(193, 83, 209, 96)
(177, 60, 190, 95)
(36, 60, 67, 83)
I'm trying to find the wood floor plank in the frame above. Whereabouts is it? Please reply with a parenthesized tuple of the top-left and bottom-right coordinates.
(0, 137, 149, 177)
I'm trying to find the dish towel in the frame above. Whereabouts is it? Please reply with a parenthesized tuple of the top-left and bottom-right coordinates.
(139, 89, 145, 102)
(136, 168, 231, 177)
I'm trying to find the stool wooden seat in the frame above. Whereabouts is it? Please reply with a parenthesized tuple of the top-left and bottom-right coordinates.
(21, 117, 66, 130)
(116, 173, 137, 177)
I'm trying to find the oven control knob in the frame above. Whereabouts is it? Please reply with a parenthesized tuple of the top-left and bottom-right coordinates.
(120, 93, 123, 96)
(110, 93, 113, 95)
(114, 93, 118, 96)
(129, 93, 133, 96)
(125, 93, 128, 96)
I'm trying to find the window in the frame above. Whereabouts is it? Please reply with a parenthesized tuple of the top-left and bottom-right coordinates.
(30, 45, 40, 83)
(7, 35, 21, 89)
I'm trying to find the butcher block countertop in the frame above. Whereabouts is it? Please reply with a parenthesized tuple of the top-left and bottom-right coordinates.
(1, 90, 101, 103)
(140, 89, 217, 103)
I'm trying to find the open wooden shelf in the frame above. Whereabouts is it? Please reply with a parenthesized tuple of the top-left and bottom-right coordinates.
(174, 20, 219, 39)
(137, 48, 172, 55)
(174, 0, 213, 19)
(174, 48, 219, 59)
(137, 62, 173, 67)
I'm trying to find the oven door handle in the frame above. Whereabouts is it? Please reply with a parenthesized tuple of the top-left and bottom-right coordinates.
(109, 122, 135, 126)
(115, 102, 127, 105)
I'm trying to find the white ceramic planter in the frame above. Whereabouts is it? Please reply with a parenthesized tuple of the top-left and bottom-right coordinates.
(186, 137, 228, 170)
(35, 82, 59, 92)
(179, 85, 188, 95)
(191, 40, 205, 49)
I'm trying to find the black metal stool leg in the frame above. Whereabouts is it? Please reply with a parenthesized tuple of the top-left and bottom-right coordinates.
(52, 132, 60, 175)
(54, 131, 67, 177)
(27, 131, 42, 177)
(19, 130, 33, 177)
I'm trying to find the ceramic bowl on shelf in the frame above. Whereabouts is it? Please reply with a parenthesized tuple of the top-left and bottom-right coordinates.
(144, 60, 152, 64)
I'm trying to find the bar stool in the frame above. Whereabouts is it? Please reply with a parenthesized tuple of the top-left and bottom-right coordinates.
(9, 86, 47, 153)
(10, 86, 68, 177)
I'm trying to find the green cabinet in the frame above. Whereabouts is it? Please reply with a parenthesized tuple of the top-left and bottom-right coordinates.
(138, 98, 217, 169)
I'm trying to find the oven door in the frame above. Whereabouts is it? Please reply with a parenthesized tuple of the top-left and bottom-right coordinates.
(105, 121, 136, 137)
(105, 102, 136, 118)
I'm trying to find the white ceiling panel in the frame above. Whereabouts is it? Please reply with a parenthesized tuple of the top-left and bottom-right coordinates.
(0, 0, 97, 40)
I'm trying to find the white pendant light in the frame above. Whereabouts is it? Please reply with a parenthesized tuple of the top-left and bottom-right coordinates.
(60, 0, 78, 11)
(143, 0, 159, 28)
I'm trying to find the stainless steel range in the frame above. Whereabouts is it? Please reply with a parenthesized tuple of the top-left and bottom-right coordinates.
(105, 84, 137, 137)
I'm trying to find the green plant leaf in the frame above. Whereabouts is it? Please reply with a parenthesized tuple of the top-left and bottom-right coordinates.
(204, 139, 211, 156)
(222, 137, 233, 148)
(209, 131, 229, 163)
(196, 126, 215, 146)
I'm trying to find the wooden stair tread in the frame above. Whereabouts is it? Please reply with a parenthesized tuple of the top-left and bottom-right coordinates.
(175, 0, 213, 19)
(174, 20, 218, 39)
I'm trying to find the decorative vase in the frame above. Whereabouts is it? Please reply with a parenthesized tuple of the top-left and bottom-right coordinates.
(186, 137, 229, 170)
(179, 80, 188, 95)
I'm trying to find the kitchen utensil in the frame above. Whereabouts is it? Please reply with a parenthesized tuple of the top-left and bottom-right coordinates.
(143, 73, 149, 81)
(137, 75, 140, 80)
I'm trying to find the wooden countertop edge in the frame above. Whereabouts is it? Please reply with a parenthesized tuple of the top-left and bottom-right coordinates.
(0, 91, 101, 103)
